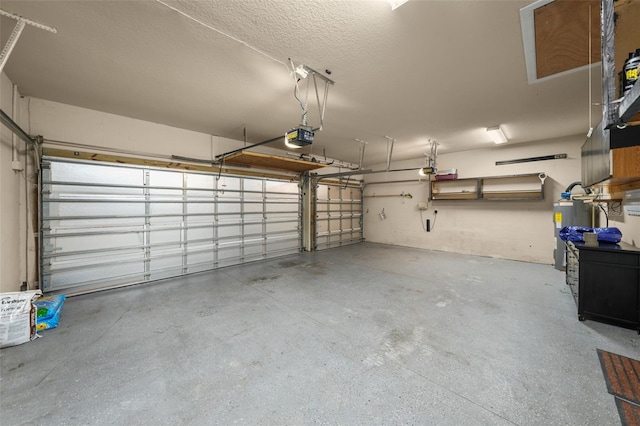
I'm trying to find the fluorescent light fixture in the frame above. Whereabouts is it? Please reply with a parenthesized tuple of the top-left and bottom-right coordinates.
(487, 126, 508, 144)
(388, 0, 410, 10)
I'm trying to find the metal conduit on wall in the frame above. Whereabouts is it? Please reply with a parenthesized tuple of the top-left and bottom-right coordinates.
(40, 157, 302, 294)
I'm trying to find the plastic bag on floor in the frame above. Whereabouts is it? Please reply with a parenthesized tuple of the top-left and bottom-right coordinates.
(0, 290, 42, 348)
(35, 295, 66, 331)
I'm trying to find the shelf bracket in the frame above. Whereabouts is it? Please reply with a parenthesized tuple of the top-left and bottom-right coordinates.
(0, 9, 57, 74)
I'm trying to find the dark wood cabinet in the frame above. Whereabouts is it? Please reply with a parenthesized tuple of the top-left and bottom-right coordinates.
(569, 241, 640, 332)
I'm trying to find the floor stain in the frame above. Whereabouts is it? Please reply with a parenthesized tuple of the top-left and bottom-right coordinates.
(8, 363, 24, 372)
(249, 275, 281, 283)
(197, 307, 215, 318)
(363, 326, 424, 367)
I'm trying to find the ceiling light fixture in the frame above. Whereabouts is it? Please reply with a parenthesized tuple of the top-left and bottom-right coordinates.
(388, 0, 410, 10)
(487, 126, 508, 144)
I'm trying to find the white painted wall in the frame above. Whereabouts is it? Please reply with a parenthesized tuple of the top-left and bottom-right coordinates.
(30, 98, 243, 160)
(603, 210, 640, 246)
(1, 72, 34, 293)
(363, 137, 586, 264)
(0, 73, 17, 291)
(27, 98, 357, 169)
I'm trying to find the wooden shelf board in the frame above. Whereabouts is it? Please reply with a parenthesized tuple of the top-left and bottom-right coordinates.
(431, 193, 478, 200)
(483, 191, 543, 200)
(482, 174, 542, 181)
(483, 191, 543, 198)
(224, 151, 328, 173)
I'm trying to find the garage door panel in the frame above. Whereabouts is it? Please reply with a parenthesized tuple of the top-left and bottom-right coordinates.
(186, 173, 214, 188)
(149, 229, 181, 245)
(54, 201, 145, 217)
(186, 202, 215, 215)
(314, 183, 363, 250)
(52, 161, 143, 185)
(243, 223, 262, 235)
(266, 221, 297, 233)
(218, 202, 241, 214)
(149, 169, 182, 186)
(218, 247, 241, 262)
(218, 224, 241, 238)
(187, 226, 214, 241)
(186, 215, 215, 225)
(48, 233, 143, 253)
(268, 236, 300, 252)
(47, 264, 145, 290)
(149, 203, 183, 216)
(41, 158, 301, 294)
(243, 203, 263, 214)
(48, 217, 146, 229)
(149, 253, 182, 270)
(43, 251, 145, 290)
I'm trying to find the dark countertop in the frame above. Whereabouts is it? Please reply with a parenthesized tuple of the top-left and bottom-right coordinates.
(568, 240, 640, 253)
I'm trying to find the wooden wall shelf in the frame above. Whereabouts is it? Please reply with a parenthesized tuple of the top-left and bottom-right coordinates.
(430, 173, 545, 201)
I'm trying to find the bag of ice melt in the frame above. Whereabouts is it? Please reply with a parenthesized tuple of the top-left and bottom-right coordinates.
(35, 295, 66, 331)
(0, 290, 42, 348)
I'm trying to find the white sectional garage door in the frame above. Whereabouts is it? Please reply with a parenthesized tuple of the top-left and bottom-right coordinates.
(314, 182, 363, 250)
(40, 157, 301, 294)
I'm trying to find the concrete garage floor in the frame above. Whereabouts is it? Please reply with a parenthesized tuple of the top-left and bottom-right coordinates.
(2, 243, 639, 425)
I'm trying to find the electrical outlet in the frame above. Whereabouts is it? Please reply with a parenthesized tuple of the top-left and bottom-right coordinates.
(608, 203, 623, 219)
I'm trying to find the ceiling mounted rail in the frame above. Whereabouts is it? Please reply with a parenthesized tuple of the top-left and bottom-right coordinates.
(316, 167, 420, 180)
(0, 9, 57, 74)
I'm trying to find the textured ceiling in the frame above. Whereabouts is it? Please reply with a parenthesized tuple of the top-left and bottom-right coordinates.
(0, 0, 600, 166)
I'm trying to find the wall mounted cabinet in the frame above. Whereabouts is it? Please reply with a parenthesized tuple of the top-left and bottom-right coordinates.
(430, 173, 545, 201)
(582, 122, 640, 191)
